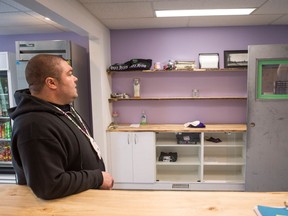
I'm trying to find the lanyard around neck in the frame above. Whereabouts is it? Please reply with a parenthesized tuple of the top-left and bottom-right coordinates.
(52, 105, 102, 159)
(53, 105, 90, 137)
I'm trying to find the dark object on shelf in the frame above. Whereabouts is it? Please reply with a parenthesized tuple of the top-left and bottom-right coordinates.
(206, 137, 222, 143)
(159, 152, 178, 162)
(185, 121, 206, 128)
(163, 60, 176, 70)
(111, 92, 130, 99)
(109, 59, 152, 71)
(176, 133, 200, 144)
(224, 50, 248, 68)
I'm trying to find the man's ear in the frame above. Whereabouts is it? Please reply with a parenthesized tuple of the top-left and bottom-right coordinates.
(45, 77, 57, 89)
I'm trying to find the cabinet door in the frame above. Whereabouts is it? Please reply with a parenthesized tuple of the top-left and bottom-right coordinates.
(203, 132, 245, 183)
(132, 132, 156, 183)
(110, 132, 133, 182)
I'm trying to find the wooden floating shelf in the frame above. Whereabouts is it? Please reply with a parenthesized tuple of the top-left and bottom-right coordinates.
(107, 124, 247, 132)
(109, 96, 247, 102)
(107, 68, 247, 74)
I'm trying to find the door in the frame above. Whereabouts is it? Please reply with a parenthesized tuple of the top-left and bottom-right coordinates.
(110, 132, 133, 182)
(109, 132, 156, 183)
(133, 132, 156, 183)
(246, 44, 288, 191)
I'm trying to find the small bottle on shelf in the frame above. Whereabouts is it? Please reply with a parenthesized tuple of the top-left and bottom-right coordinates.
(112, 111, 119, 125)
(140, 111, 147, 125)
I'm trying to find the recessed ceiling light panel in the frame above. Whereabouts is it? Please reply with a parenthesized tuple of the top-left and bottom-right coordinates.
(155, 8, 255, 17)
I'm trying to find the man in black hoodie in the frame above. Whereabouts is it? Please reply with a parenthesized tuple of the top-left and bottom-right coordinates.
(8, 54, 114, 200)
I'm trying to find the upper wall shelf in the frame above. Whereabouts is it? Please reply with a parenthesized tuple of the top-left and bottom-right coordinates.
(107, 68, 247, 74)
(109, 96, 247, 102)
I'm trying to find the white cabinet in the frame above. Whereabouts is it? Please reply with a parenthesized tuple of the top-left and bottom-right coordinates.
(107, 124, 246, 190)
(109, 132, 156, 183)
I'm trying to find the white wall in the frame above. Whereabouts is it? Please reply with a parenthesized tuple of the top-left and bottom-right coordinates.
(14, 0, 112, 164)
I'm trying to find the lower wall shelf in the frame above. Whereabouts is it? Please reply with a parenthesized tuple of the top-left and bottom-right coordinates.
(157, 166, 201, 182)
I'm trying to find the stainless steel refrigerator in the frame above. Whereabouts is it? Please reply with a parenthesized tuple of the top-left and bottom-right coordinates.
(15, 40, 92, 130)
(0, 52, 17, 183)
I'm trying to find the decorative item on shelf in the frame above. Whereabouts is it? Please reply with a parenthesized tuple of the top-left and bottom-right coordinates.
(140, 110, 147, 125)
(205, 137, 222, 143)
(158, 152, 178, 162)
(108, 59, 152, 71)
(111, 92, 130, 99)
(192, 89, 199, 97)
(224, 50, 248, 68)
(163, 60, 176, 70)
(199, 53, 219, 69)
(154, 62, 161, 70)
(133, 78, 141, 98)
(176, 133, 200, 144)
(175, 61, 195, 70)
(184, 120, 206, 128)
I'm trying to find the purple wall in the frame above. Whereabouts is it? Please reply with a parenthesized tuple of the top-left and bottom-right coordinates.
(0, 32, 89, 53)
(112, 71, 247, 124)
(110, 26, 288, 124)
(111, 26, 288, 68)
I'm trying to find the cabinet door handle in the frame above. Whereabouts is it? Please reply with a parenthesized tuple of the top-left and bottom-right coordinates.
(134, 134, 137, 144)
(127, 134, 130, 144)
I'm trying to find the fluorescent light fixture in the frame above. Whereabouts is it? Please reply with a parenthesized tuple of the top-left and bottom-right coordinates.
(155, 8, 255, 17)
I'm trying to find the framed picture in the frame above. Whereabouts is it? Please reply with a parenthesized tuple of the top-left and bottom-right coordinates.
(198, 53, 219, 69)
(224, 50, 248, 68)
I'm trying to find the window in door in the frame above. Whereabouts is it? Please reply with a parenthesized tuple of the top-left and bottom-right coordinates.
(257, 59, 288, 99)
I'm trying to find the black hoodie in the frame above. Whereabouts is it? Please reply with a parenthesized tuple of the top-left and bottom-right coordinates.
(8, 89, 105, 200)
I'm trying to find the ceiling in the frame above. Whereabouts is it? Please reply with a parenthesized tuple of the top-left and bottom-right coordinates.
(0, 0, 288, 35)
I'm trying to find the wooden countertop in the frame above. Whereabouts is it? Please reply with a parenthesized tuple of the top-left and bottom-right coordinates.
(0, 185, 287, 216)
(107, 123, 247, 132)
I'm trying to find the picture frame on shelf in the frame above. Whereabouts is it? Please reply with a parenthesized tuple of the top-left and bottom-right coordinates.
(198, 53, 219, 69)
(224, 50, 248, 68)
